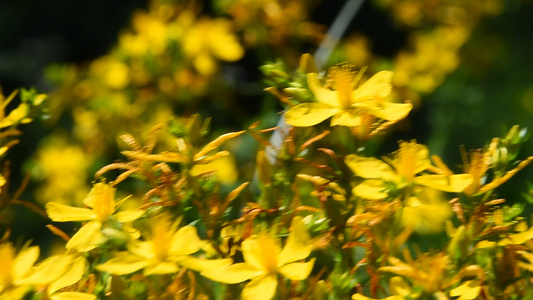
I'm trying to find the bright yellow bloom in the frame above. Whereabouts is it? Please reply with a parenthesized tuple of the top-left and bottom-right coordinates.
(0, 243, 92, 300)
(45, 183, 144, 251)
(0, 243, 39, 299)
(96, 215, 229, 276)
(21, 253, 91, 299)
(201, 217, 315, 300)
(284, 66, 412, 127)
(346, 141, 473, 200)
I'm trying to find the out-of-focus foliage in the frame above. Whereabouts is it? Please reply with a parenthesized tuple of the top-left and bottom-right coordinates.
(0, 0, 532, 299)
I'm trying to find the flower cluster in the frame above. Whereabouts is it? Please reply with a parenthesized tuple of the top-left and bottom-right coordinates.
(0, 0, 531, 299)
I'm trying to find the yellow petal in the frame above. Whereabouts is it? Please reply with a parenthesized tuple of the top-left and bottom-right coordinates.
(194, 131, 245, 161)
(201, 262, 262, 284)
(242, 235, 280, 273)
(330, 110, 361, 127)
(20, 254, 73, 285)
(115, 209, 144, 223)
(208, 20, 243, 61)
(96, 253, 148, 275)
(354, 71, 392, 100)
(378, 265, 416, 279)
(241, 275, 278, 300)
(389, 276, 411, 296)
(48, 256, 86, 294)
(298, 53, 318, 73)
(279, 259, 315, 281)
(284, 103, 338, 127)
(2, 286, 32, 300)
(51, 292, 97, 300)
(499, 229, 533, 245)
(475, 240, 496, 249)
(0, 103, 29, 128)
(45, 202, 96, 222)
(345, 155, 397, 181)
(66, 221, 103, 252)
(193, 51, 216, 76)
(414, 174, 473, 193)
(144, 262, 179, 275)
(121, 150, 185, 163)
(178, 257, 233, 272)
(356, 102, 412, 121)
(279, 217, 312, 266)
(83, 183, 115, 211)
(129, 241, 155, 260)
(170, 226, 206, 256)
(307, 73, 339, 107)
(449, 280, 481, 300)
(352, 180, 389, 200)
(13, 246, 39, 282)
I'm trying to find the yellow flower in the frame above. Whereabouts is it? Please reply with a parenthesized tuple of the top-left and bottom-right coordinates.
(0, 242, 39, 299)
(0, 243, 92, 300)
(21, 253, 91, 299)
(379, 253, 450, 294)
(346, 141, 473, 200)
(96, 214, 229, 276)
(35, 134, 90, 205)
(201, 217, 315, 300)
(183, 18, 244, 75)
(401, 189, 452, 234)
(45, 183, 144, 251)
(284, 66, 412, 127)
(90, 56, 130, 89)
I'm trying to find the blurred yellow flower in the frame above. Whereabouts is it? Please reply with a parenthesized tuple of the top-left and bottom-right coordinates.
(201, 217, 315, 300)
(401, 188, 452, 234)
(34, 134, 90, 206)
(21, 253, 91, 299)
(45, 183, 144, 251)
(285, 66, 412, 127)
(346, 141, 472, 200)
(96, 214, 230, 276)
(90, 57, 130, 90)
(182, 18, 244, 75)
(0, 243, 39, 299)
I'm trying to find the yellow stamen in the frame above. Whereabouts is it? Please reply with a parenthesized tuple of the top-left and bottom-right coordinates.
(92, 183, 116, 222)
(151, 217, 172, 261)
(333, 66, 354, 110)
(396, 141, 419, 183)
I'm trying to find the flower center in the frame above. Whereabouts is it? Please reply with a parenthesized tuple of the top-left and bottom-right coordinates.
(151, 217, 173, 261)
(92, 184, 115, 222)
(396, 141, 419, 183)
(334, 67, 354, 110)
(257, 234, 280, 274)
